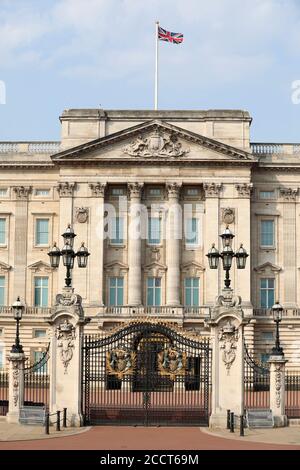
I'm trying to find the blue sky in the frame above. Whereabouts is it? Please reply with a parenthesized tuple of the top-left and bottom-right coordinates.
(1, 0, 300, 142)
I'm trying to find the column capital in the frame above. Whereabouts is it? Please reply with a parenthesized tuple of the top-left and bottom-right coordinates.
(128, 182, 144, 199)
(203, 183, 222, 198)
(89, 182, 106, 197)
(13, 186, 32, 200)
(166, 182, 182, 199)
(56, 182, 76, 197)
(235, 183, 253, 198)
(279, 187, 299, 201)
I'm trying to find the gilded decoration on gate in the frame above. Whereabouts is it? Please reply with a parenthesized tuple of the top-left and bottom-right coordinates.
(106, 348, 136, 379)
(158, 347, 186, 380)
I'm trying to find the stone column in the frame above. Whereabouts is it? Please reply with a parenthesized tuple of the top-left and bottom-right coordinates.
(166, 183, 181, 306)
(13, 186, 32, 300)
(203, 183, 222, 305)
(48, 287, 88, 426)
(89, 183, 106, 305)
(208, 291, 248, 428)
(56, 182, 76, 291)
(127, 183, 143, 306)
(268, 355, 288, 427)
(6, 352, 25, 424)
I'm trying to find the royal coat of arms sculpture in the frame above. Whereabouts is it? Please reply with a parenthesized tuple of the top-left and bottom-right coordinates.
(106, 348, 136, 379)
(158, 347, 186, 380)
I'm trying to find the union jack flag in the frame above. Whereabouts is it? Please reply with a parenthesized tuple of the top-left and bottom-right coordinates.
(158, 26, 184, 44)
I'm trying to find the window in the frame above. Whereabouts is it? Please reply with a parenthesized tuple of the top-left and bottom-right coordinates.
(260, 220, 274, 247)
(260, 191, 275, 199)
(0, 328, 2, 336)
(149, 188, 161, 196)
(33, 350, 47, 373)
(260, 353, 270, 364)
(109, 277, 124, 306)
(35, 189, 50, 196)
(0, 188, 7, 197)
(185, 218, 199, 246)
(36, 219, 49, 245)
(184, 278, 199, 306)
(34, 277, 48, 307)
(110, 217, 124, 245)
(186, 188, 198, 196)
(148, 217, 161, 245)
(260, 278, 275, 308)
(0, 276, 5, 306)
(111, 188, 124, 196)
(0, 218, 6, 245)
(0, 348, 3, 370)
(147, 277, 161, 306)
(261, 331, 274, 341)
(34, 329, 47, 338)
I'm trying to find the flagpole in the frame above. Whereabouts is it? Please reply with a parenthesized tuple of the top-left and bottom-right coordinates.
(155, 20, 159, 110)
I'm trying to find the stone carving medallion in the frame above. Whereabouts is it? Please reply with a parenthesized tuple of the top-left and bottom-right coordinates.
(56, 319, 76, 374)
(222, 208, 235, 225)
(158, 347, 186, 380)
(106, 348, 136, 379)
(123, 130, 190, 158)
(218, 319, 239, 375)
(75, 207, 89, 224)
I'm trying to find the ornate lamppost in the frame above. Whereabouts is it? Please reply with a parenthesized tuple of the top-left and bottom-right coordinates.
(48, 224, 90, 287)
(206, 226, 249, 288)
(271, 301, 284, 356)
(11, 297, 25, 353)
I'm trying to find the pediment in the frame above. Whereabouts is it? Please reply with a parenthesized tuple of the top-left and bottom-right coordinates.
(52, 120, 255, 165)
(181, 261, 206, 276)
(104, 261, 129, 276)
(254, 262, 282, 274)
(0, 261, 11, 272)
(143, 261, 167, 271)
(28, 260, 53, 272)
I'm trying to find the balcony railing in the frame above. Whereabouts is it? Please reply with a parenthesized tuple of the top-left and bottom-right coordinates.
(251, 143, 300, 155)
(0, 142, 61, 154)
(253, 308, 300, 317)
(102, 306, 210, 318)
(0, 306, 52, 316)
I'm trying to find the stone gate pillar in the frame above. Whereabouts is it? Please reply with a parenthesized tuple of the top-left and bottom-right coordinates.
(268, 355, 288, 427)
(6, 352, 25, 423)
(48, 287, 89, 427)
(207, 289, 249, 428)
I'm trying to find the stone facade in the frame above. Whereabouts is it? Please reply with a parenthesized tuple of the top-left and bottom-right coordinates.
(0, 110, 299, 369)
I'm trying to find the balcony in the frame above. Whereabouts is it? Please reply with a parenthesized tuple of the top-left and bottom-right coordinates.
(0, 142, 61, 154)
(0, 306, 52, 316)
(253, 308, 300, 318)
(251, 143, 300, 156)
(99, 306, 210, 325)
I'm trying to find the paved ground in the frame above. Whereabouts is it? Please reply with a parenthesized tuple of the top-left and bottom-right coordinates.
(0, 424, 300, 450)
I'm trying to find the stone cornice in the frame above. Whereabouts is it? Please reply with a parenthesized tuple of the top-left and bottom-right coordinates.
(51, 120, 255, 164)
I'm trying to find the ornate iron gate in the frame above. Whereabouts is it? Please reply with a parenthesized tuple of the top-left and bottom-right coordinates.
(24, 344, 50, 407)
(244, 343, 270, 409)
(82, 322, 212, 426)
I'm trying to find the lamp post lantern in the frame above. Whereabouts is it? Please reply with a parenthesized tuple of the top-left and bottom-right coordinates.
(48, 225, 90, 287)
(11, 296, 24, 353)
(271, 301, 284, 356)
(206, 226, 248, 289)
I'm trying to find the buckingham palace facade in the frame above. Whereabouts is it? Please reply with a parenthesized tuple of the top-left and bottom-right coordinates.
(0, 108, 299, 369)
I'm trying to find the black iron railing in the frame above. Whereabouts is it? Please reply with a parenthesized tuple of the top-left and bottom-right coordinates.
(0, 370, 8, 416)
(244, 343, 270, 409)
(24, 344, 50, 406)
(285, 371, 300, 418)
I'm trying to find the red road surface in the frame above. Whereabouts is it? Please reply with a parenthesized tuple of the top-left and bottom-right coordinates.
(0, 427, 299, 450)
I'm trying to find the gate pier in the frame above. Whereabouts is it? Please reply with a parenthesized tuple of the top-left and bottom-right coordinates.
(208, 289, 249, 429)
(48, 287, 89, 427)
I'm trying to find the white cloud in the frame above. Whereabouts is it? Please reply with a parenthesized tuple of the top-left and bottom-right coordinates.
(0, 0, 300, 83)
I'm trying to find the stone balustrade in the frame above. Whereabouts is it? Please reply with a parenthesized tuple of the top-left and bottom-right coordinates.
(253, 308, 300, 317)
(251, 143, 300, 155)
(101, 305, 210, 319)
(0, 306, 52, 316)
(0, 142, 61, 154)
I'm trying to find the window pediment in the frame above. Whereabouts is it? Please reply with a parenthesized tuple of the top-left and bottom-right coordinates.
(181, 262, 205, 277)
(28, 261, 53, 273)
(254, 262, 282, 274)
(0, 261, 11, 272)
(104, 261, 128, 277)
(143, 261, 166, 277)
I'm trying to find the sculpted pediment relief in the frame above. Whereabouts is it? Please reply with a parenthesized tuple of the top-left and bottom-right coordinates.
(104, 261, 129, 277)
(143, 261, 167, 277)
(181, 262, 205, 277)
(52, 120, 255, 164)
